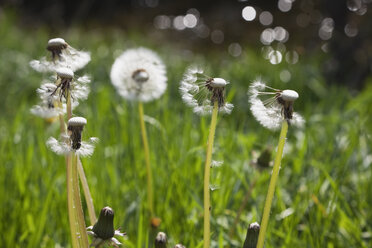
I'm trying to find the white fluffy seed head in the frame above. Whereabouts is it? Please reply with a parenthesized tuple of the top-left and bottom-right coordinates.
(56, 67, 74, 79)
(210, 78, 228, 88)
(110, 47, 167, 102)
(68, 117, 87, 127)
(281, 90, 299, 101)
(47, 38, 67, 47)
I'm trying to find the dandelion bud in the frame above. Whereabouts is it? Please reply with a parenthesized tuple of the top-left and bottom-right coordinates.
(92, 206, 115, 240)
(243, 222, 260, 248)
(67, 117, 87, 150)
(154, 232, 167, 248)
(47, 38, 68, 60)
(174, 244, 185, 248)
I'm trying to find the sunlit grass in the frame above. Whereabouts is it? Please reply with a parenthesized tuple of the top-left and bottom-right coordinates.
(0, 11, 372, 248)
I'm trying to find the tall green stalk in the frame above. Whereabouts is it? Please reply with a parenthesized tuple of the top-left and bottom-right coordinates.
(256, 120, 289, 248)
(203, 101, 219, 248)
(65, 90, 97, 226)
(66, 153, 79, 248)
(138, 102, 154, 218)
(71, 153, 89, 247)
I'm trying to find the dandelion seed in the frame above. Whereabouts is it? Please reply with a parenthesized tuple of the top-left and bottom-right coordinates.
(174, 244, 186, 248)
(209, 184, 220, 191)
(110, 47, 167, 102)
(87, 206, 126, 248)
(30, 37, 91, 72)
(179, 66, 234, 115)
(211, 160, 223, 168)
(248, 79, 304, 130)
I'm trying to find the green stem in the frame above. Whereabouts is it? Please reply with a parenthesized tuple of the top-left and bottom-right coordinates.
(67, 153, 79, 248)
(203, 101, 219, 248)
(256, 120, 289, 248)
(138, 102, 154, 218)
(71, 153, 90, 247)
(77, 159, 97, 225)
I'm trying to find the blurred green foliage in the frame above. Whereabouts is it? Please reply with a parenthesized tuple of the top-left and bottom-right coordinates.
(0, 10, 371, 248)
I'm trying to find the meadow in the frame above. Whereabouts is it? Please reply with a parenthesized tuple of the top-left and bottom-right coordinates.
(1, 11, 372, 248)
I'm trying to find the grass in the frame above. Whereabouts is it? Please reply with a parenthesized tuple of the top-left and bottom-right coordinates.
(1, 10, 372, 248)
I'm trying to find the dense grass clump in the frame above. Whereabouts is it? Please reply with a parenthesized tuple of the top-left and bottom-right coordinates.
(0, 12, 372, 248)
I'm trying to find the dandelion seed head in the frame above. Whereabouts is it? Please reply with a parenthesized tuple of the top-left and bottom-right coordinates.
(180, 66, 233, 115)
(110, 47, 167, 102)
(30, 38, 91, 72)
(30, 104, 63, 119)
(248, 80, 304, 130)
(281, 89, 299, 101)
(155, 232, 167, 244)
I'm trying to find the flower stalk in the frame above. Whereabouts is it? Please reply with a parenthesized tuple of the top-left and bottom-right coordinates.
(138, 102, 154, 218)
(203, 100, 219, 248)
(256, 120, 288, 248)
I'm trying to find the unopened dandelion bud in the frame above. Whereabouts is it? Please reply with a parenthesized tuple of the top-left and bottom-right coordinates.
(132, 69, 150, 83)
(155, 232, 167, 248)
(47, 38, 68, 60)
(243, 222, 260, 248)
(67, 117, 87, 150)
(174, 244, 185, 248)
(92, 207, 115, 240)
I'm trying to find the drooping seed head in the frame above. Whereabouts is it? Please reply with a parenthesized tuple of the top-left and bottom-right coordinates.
(92, 206, 115, 240)
(209, 77, 228, 88)
(281, 89, 299, 102)
(155, 232, 167, 248)
(56, 67, 74, 80)
(132, 69, 150, 83)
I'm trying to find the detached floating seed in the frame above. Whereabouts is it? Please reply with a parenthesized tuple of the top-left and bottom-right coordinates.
(68, 117, 87, 150)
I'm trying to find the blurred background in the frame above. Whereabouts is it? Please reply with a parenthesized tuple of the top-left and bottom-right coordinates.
(1, 0, 372, 247)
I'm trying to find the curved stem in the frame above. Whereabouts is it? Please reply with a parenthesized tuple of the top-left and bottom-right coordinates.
(138, 102, 154, 218)
(256, 120, 288, 248)
(203, 101, 219, 248)
(77, 159, 97, 225)
(72, 153, 90, 247)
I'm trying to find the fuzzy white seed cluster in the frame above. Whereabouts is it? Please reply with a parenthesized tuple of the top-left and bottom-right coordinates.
(179, 66, 234, 115)
(110, 47, 167, 102)
(30, 37, 91, 73)
(248, 80, 304, 130)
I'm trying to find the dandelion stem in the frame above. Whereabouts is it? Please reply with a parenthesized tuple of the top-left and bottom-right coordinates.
(66, 153, 79, 248)
(71, 153, 90, 247)
(67, 90, 72, 120)
(256, 120, 288, 248)
(203, 101, 219, 248)
(138, 102, 154, 218)
(77, 159, 97, 225)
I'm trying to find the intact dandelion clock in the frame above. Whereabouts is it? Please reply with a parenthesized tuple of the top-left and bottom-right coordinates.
(110, 47, 167, 102)
(248, 80, 304, 130)
(249, 80, 304, 248)
(180, 66, 234, 115)
(30, 37, 91, 72)
(110, 47, 167, 224)
(180, 66, 233, 248)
